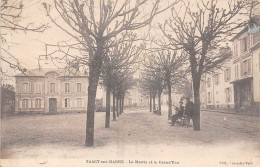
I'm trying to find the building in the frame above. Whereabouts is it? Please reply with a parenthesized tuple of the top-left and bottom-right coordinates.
(200, 25, 260, 112)
(230, 26, 260, 112)
(1, 84, 15, 116)
(15, 68, 88, 113)
(200, 58, 235, 109)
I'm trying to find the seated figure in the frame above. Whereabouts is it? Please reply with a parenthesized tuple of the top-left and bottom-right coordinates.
(169, 101, 184, 126)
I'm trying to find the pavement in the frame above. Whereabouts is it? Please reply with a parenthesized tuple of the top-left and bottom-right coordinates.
(201, 108, 260, 117)
(1, 107, 260, 167)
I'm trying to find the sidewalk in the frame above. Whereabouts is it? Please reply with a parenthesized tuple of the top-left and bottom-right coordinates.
(201, 108, 260, 117)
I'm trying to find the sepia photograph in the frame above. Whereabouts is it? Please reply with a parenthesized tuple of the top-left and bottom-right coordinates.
(0, 0, 260, 166)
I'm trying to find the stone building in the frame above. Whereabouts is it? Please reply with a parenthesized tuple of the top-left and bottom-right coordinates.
(15, 68, 88, 113)
(230, 26, 260, 112)
(200, 59, 235, 109)
(199, 25, 260, 112)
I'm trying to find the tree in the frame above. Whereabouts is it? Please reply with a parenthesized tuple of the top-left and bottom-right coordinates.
(159, 0, 254, 130)
(142, 56, 165, 115)
(1, 0, 46, 77)
(147, 50, 187, 119)
(100, 33, 141, 128)
(44, 0, 177, 146)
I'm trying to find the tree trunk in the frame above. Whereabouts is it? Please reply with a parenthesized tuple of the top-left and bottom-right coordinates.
(149, 90, 152, 112)
(153, 95, 156, 112)
(116, 96, 119, 117)
(105, 84, 111, 128)
(113, 93, 116, 121)
(167, 80, 172, 119)
(193, 80, 201, 131)
(122, 93, 124, 113)
(119, 96, 122, 115)
(85, 67, 100, 147)
(158, 89, 161, 115)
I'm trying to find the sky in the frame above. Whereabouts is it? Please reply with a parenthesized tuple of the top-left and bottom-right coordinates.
(1, 0, 252, 84)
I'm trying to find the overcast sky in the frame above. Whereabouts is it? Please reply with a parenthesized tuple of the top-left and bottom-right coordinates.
(1, 0, 250, 84)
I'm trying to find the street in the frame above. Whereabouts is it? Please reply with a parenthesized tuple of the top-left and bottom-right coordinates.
(1, 107, 259, 161)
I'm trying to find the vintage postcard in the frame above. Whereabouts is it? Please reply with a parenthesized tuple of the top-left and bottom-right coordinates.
(0, 0, 260, 166)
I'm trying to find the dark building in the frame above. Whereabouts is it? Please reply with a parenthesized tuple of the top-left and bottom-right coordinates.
(1, 84, 15, 116)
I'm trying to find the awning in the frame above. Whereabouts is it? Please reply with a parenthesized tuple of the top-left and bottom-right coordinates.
(230, 77, 253, 84)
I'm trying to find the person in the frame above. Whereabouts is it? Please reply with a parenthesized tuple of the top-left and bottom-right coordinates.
(169, 101, 184, 126)
(183, 97, 194, 127)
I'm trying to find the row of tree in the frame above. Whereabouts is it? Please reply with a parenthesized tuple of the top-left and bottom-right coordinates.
(1, 0, 258, 146)
(140, 50, 188, 119)
(100, 32, 139, 128)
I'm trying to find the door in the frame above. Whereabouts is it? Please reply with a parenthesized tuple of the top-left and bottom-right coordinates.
(49, 98, 57, 113)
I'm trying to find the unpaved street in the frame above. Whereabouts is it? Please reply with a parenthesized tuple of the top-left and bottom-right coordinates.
(1, 108, 260, 166)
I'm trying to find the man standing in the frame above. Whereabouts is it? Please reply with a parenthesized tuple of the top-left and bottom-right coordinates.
(184, 97, 194, 127)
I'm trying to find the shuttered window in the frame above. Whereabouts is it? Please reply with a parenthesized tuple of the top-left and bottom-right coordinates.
(35, 99, 41, 108)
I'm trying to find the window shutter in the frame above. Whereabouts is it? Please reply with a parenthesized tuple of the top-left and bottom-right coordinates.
(19, 84, 23, 94)
(28, 99, 31, 108)
(248, 58, 251, 75)
(247, 36, 250, 49)
(240, 40, 243, 53)
(19, 100, 22, 108)
(41, 99, 44, 108)
(32, 99, 35, 108)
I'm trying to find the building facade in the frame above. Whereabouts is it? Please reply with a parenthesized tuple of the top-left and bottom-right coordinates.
(200, 59, 235, 110)
(15, 69, 88, 113)
(230, 27, 260, 112)
(200, 26, 260, 112)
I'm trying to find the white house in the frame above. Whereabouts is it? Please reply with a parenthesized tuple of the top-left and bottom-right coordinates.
(15, 68, 88, 113)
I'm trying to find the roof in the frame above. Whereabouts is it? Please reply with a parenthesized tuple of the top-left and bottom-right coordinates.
(230, 27, 248, 42)
(15, 68, 88, 77)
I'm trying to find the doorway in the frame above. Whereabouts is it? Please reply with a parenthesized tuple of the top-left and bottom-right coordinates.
(49, 98, 57, 113)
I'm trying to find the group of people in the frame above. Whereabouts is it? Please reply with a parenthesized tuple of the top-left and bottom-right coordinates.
(169, 97, 194, 127)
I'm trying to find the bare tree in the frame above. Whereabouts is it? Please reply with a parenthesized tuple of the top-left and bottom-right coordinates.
(159, 0, 253, 130)
(1, 0, 46, 76)
(142, 57, 165, 115)
(43, 0, 177, 146)
(147, 50, 187, 119)
(100, 32, 142, 128)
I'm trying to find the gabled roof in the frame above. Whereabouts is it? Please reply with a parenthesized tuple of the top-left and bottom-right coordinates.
(15, 68, 88, 77)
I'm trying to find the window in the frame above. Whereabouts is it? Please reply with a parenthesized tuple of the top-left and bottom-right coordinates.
(214, 74, 220, 85)
(77, 98, 82, 107)
(65, 98, 70, 108)
(35, 83, 41, 94)
(253, 34, 260, 45)
(242, 36, 249, 52)
(22, 83, 29, 93)
(35, 99, 41, 108)
(50, 83, 56, 93)
(225, 88, 231, 102)
(77, 83, 82, 92)
(207, 92, 211, 103)
(207, 78, 211, 88)
(22, 99, 28, 108)
(65, 83, 70, 93)
(241, 58, 251, 76)
(234, 43, 238, 57)
(224, 68, 231, 82)
(234, 64, 239, 79)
